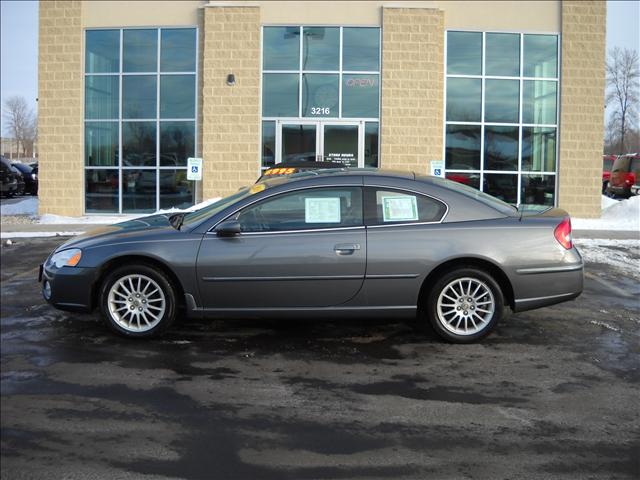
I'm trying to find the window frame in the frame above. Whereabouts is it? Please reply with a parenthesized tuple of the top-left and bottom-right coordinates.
(83, 26, 199, 214)
(364, 186, 449, 227)
(443, 30, 560, 208)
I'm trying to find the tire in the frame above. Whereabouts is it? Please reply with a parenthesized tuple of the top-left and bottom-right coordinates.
(99, 264, 177, 338)
(423, 267, 504, 343)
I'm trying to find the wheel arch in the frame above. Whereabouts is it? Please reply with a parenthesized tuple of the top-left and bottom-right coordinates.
(418, 257, 515, 310)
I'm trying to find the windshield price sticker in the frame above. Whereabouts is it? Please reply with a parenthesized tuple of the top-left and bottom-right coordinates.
(305, 197, 341, 223)
(382, 195, 418, 222)
(187, 157, 203, 181)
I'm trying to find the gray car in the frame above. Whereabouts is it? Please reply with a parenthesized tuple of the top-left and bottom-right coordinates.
(40, 170, 583, 343)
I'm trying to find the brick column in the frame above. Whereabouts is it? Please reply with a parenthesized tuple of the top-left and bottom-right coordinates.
(38, 0, 84, 216)
(201, 5, 261, 200)
(558, 1, 606, 218)
(380, 7, 444, 174)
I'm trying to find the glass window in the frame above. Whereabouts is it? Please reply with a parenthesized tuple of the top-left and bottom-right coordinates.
(445, 172, 481, 190)
(160, 121, 195, 166)
(237, 187, 363, 232)
(122, 169, 157, 213)
(445, 125, 481, 170)
(123, 29, 157, 72)
(446, 78, 481, 122)
(323, 125, 358, 166)
(302, 27, 340, 71)
(282, 124, 316, 162)
(122, 122, 156, 167)
(160, 75, 195, 118)
(342, 74, 379, 118)
(484, 174, 518, 204)
(123, 75, 157, 119)
(343, 28, 379, 71)
(85, 169, 119, 213)
(521, 174, 555, 207)
(366, 188, 447, 225)
(85, 76, 119, 119)
(85, 122, 118, 166)
(486, 33, 519, 77)
(484, 126, 519, 171)
(302, 74, 339, 118)
(160, 29, 196, 72)
(364, 122, 379, 168)
(447, 32, 482, 75)
(485, 80, 519, 123)
(524, 35, 557, 78)
(263, 26, 300, 70)
(160, 169, 194, 210)
(523, 80, 557, 125)
(262, 121, 276, 168)
(262, 73, 299, 117)
(522, 127, 556, 172)
(85, 30, 119, 73)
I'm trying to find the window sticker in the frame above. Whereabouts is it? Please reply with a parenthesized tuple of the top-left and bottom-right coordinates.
(382, 195, 418, 222)
(305, 197, 341, 223)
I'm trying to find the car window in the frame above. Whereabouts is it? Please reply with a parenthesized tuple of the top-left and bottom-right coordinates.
(236, 187, 363, 232)
(629, 157, 640, 176)
(612, 156, 630, 172)
(181, 187, 256, 227)
(365, 187, 447, 225)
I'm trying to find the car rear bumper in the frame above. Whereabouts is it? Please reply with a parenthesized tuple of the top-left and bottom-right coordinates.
(512, 263, 583, 313)
(40, 263, 97, 312)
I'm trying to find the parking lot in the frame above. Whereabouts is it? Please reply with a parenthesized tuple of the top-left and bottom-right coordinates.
(1, 236, 639, 479)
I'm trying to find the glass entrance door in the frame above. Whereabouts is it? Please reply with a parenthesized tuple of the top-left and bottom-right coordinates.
(321, 123, 360, 167)
(280, 123, 318, 163)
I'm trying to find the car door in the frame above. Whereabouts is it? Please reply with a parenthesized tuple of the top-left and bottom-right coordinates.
(196, 186, 366, 309)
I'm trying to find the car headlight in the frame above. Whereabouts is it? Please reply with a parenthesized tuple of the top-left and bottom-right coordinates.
(31, 173, 37, 180)
(49, 249, 82, 268)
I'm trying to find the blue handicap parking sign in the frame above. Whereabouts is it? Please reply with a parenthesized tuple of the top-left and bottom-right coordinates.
(434, 168, 441, 176)
(191, 166, 198, 173)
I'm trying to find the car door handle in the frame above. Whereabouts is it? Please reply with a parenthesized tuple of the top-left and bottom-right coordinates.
(334, 243, 361, 255)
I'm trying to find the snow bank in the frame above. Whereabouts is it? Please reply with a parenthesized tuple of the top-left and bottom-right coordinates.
(573, 196, 640, 232)
(1, 231, 84, 239)
(574, 238, 640, 280)
(0, 197, 38, 216)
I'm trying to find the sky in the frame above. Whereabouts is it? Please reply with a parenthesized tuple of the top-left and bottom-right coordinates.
(1, 0, 639, 135)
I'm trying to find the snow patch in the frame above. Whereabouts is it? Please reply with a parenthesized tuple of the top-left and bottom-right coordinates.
(0, 231, 84, 239)
(574, 238, 640, 279)
(573, 196, 640, 231)
(0, 197, 38, 216)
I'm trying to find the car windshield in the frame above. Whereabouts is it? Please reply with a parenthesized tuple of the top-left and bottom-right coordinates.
(12, 163, 32, 173)
(181, 187, 255, 227)
(603, 158, 615, 171)
(426, 176, 518, 215)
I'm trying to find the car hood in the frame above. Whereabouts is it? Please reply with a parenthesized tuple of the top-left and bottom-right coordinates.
(55, 214, 177, 251)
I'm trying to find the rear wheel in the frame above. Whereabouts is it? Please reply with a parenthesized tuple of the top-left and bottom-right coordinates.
(99, 264, 176, 338)
(423, 267, 504, 343)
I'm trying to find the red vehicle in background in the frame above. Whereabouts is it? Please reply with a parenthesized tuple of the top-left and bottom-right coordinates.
(602, 155, 616, 193)
(605, 153, 639, 198)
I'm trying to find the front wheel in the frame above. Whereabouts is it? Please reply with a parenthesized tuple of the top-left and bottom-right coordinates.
(423, 268, 504, 343)
(99, 264, 177, 338)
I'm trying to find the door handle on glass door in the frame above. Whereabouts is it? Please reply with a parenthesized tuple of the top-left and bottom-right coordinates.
(334, 244, 361, 255)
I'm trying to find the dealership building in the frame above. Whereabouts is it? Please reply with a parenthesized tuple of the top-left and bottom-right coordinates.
(38, 0, 605, 217)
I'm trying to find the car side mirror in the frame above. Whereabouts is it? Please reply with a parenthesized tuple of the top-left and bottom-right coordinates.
(215, 220, 241, 237)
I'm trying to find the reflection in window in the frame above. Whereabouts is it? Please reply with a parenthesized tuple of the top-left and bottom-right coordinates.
(85, 76, 119, 119)
(343, 28, 379, 71)
(484, 126, 519, 171)
(324, 125, 358, 166)
(523, 80, 557, 125)
(364, 122, 379, 168)
(446, 78, 481, 122)
(484, 80, 519, 123)
(123, 75, 157, 119)
(123, 29, 157, 72)
(484, 174, 518, 204)
(122, 122, 156, 167)
(446, 31, 482, 75)
(263, 26, 300, 70)
(160, 75, 195, 118)
(262, 73, 299, 117)
(85, 30, 119, 73)
(302, 74, 339, 117)
(160, 169, 194, 210)
(122, 169, 157, 213)
(262, 121, 276, 168)
(524, 35, 558, 78)
(85, 169, 119, 213)
(521, 175, 555, 206)
(282, 124, 316, 162)
(522, 127, 556, 172)
(160, 122, 195, 166)
(445, 125, 481, 170)
(85, 122, 118, 166)
(446, 172, 481, 190)
(486, 33, 519, 77)
(302, 27, 340, 71)
(342, 74, 379, 118)
(161, 29, 196, 72)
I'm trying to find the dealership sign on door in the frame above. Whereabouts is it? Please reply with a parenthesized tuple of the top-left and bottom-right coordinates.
(187, 157, 203, 181)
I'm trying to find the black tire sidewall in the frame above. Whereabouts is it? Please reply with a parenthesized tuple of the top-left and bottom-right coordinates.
(100, 264, 176, 338)
(426, 268, 504, 343)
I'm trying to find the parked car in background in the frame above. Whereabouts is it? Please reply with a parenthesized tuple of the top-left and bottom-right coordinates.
(257, 161, 345, 182)
(606, 153, 639, 198)
(602, 155, 616, 193)
(40, 170, 583, 343)
(1, 156, 19, 198)
(11, 162, 38, 195)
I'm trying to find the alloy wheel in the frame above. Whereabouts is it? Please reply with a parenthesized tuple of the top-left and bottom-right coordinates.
(436, 277, 495, 335)
(107, 274, 166, 332)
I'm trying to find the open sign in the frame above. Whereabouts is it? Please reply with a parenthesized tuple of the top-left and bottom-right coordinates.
(345, 77, 377, 88)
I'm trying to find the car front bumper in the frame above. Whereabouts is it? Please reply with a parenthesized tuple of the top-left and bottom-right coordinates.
(40, 263, 97, 312)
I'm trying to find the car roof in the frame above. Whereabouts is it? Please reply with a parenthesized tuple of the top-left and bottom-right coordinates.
(264, 167, 416, 184)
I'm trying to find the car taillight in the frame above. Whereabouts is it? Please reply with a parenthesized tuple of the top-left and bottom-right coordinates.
(624, 172, 636, 185)
(554, 217, 572, 250)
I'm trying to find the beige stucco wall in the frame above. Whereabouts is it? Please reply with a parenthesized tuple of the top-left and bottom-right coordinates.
(201, 6, 261, 199)
(38, 0, 84, 216)
(557, 0, 606, 218)
(82, 1, 203, 27)
(380, 7, 444, 175)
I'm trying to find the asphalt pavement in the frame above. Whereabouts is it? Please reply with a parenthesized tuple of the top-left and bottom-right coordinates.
(1, 237, 639, 479)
